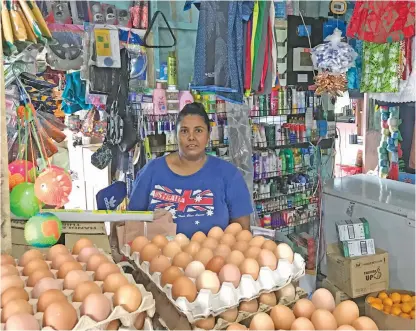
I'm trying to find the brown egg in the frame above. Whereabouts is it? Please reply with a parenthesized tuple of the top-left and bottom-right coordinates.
(233, 241, 249, 253)
(194, 316, 215, 330)
(140, 243, 161, 263)
(239, 299, 258, 312)
(114, 284, 142, 312)
(351, 317, 378, 330)
(226, 250, 245, 266)
(183, 241, 201, 257)
(131, 236, 149, 253)
(215, 244, 232, 259)
(32, 278, 61, 299)
(1, 265, 19, 278)
(1, 287, 29, 308)
(1, 299, 33, 323)
(224, 223, 243, 235)
(27, 269, 55, 287)
(208, 226, 224, 239)
(292, 298, 316, 319)
(162, 241, 182, 259)
(73, 281, 102, 302)
(245, 246, 261, 259)
(262, 240, 278, 252)
(249, 236, 265, 247)
(152, 235, 169, 249)
(257, 249, 278, 270)
(51, 253, 75, 270)
(291, 317, 315, 330)
(1, 254, 16, 266)
(194, 248, 214, 266)
(47, 244, 69, 261)
(72, 237, 94, 254)
(249, 312, 275, 330)
(23, 259, 49, 276)
(333, 300, 359, 327)
(57, 260, 83, 279)
(236, 230, 252, 242)
(64, 270, 90, 290)
(5, 313, 40, 330)
(219, 308, 238, 322)
(202, 237, 218, 250)
(184, 261, 205, 279)
(172, 252, 193, 270)
(275, 243, 294, 263)
(270, 305, 296, 330)
(172, 276, 198, 302)
(1, 275, 25, 294)
(218, 264, 241, 288)
(221, 233, 237, 247)
(107, 319, 121, 330)
(227, 323, 248, 330)
(43, 301, 78, 330)
(338, 326, 356, 330)
(77, 246, 100, 263)
(161, 266, 183, 286)
(19, 249, 44, 267)
(37, 289, 67, 312)
(174, 233, 190, 248)
(311, 288, 335, 312)
(149, 255, 171, 274)
(259, 292, 277, 306)
(87, 253, 110, 271)
(206, 256, 226, 274)
(191, 231, 207, 243)
(239, 258, 260, 280)
(275, 283, 296, 302)
(133, 312, 146, 330)
(95, 263, 121, 281)
(103, 273, 129, 293)
(196, 270, 221, 294)
(311, 309, 338, 330)
(81, 293, 112, 322)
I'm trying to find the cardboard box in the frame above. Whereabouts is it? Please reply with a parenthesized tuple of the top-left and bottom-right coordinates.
(336, 218, 371, 241)
(340, 238, 376, 257)
(326, 243, 389, 298)
(365, 290, 415, 330)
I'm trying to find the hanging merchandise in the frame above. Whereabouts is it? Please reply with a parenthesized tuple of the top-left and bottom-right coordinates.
(93, 25, 121, 68)
(62, 71, 92, 114)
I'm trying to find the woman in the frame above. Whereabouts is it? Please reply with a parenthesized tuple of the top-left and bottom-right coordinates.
(128, 103, 253, 238)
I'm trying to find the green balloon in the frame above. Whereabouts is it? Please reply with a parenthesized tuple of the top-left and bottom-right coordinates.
(10, 183, 42, 218)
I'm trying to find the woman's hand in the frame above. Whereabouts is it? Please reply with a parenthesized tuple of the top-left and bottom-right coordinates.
(153, 209, 174, 223)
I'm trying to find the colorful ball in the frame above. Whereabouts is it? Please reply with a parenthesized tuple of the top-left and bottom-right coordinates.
(10, 183, 42, 218)
(9, 173, 25, 191)
(8, 160, 36, 182)
(24, 212, 62, 248)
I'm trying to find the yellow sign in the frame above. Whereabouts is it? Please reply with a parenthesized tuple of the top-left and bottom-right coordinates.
(94, 29, 112, 57)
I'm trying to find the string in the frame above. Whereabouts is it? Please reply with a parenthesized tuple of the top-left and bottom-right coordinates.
(34, 116, 52, 168)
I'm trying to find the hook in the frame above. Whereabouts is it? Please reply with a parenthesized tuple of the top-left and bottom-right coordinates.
(143, 11, 177, 49)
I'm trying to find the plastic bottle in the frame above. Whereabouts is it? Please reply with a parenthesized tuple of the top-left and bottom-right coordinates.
(260, 125, 267, 148)
(302, 148, 311, 168)
(278, 150, 286, 175)
(167, 51, 177, 87)
(223, 120, 229, 145)
(153, 82, 167, 115)
(270, 89, 279, 115)
(179, 90, 194, 110)
(261, 152, 268, 179)
(285, 149, 295, 174)
(259, 180, 266, 199)
(270, 179, 277, 198)
(265, 180, 271, 199)
(269, 152, 277, 177)
(253, 183, 259, 200)
(210, 121, 219, 146)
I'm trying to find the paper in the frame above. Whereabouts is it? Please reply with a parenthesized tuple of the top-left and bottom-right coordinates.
(298, 74, 308, 83)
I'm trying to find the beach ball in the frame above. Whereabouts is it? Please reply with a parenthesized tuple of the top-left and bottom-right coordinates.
(9, 173, 25, 191)
(10, 183, 42, 218)
(8, 160, 36, 182)
(24, 212, 62, 248)
(34, 167, 72, 208)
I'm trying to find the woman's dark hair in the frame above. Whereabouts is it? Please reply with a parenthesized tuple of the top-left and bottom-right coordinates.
(176, 102, 211, 131)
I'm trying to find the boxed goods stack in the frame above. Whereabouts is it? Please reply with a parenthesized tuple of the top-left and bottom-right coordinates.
(336, 218, 373, 258)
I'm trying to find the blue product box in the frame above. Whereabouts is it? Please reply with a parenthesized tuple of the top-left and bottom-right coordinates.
(398, 172, 415, 184)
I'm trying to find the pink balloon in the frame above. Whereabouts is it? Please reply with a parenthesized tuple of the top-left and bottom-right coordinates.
(8, 160, 36, 182)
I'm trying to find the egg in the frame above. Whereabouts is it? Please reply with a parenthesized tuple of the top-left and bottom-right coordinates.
(172, 252, 192, 269)
(107, 319, 121, 330)
(22, 259, 49, 277)
(73, 281, 102, 302)
(114, 284, 142, 312)
(5, 313, 40, 330)
(215, 244, 231, 259)
(262, 240, 278, 251)
(191, 231, 207, 243)
(249, 312, 274, 330)
(224, 223, 243, 234)
(95, 263, 121, 281)
(152, 235, 169, 249)
(219, 308, 238, 322)
(161, 266, 183, 286)
(196, 270, 221, 293)
(1, 265, 19, 278)
(150, 255, 171, 274)
(1, 275, 25, 293)
(1, 254, 16, 266)
(32, 277, 61, 299)
(351, 317, 378, 330)
(206, 256, 226, 274)
(1, 299, 33, 323)
(245, 246, 261, 259)
(72, 238, 94, 254)
(183, 242, 201, 257)
(1, 287, 29, 308)
(19, 250, 44, 267)
(221, 233, 236, 246)
(275, 243, 294, 263)
(162, 241, 182, 259)
(77, 246, 100, 263)
(51, 253, 75, 270)
(257, 249, 278, 270)
(194, 316, 215, 330)
(276, 283, 297, 302)
(194, 248, 214, 266)
(249, 236, 265, 247)
(81, 293, 112, 322)
(233, 241, 249, 253)
(133, 312, 146, 330)
(43, 301, 78, 330)
(140, 243, 161, 263)
(103, 273, 129, 293)
(227, 323, 248, 330)
(87, 254, 110, 271)
(239, 258, 260, 280)
(64, 270, 90, 290)
(172, 276, 198, 302)
(270, 304, 296, 330)
(337, 326, 356, 330)
(46, 244, 69, 261)
(259, 292, 277, 306)
(311, 309, 338, 330)
(174, 233, 190, 248)
(333, 300, 359, 326)
(239, 299, 258, 312)
(57, 260, 83, 279)
(27, 269, 55, 287)
(184, 261, 205, 279)
(236, 230, 252, 242)
(291, 317, 316, 330)
(37, 289, 67, 312)
(202, 237, 219, 250)
(292, 298, 316, 319)
(311, 288, 336, 312)
(208, 226, 224, 239)
(226, 250, 245, 266)
(218, 264, 241, 288)
(131, 236, 149, 253)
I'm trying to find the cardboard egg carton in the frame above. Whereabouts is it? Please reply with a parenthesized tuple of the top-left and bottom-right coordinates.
(122, 244, 305, 322)
(119, 317, 154, 331)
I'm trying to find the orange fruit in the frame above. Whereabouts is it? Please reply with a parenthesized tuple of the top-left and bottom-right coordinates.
(378, 292, 388, 300)
(402, 294, 412, 303)
(390, 292, 401, 304)
(410, 311, 415, 319)
(400, 313, 411, 319)
(367, 296, 376, 304)
(371, 302, 383, 311)
(402, 302, 413, 314)
(391, 307, 402, 316)
(383, 306, 392, 314)
(393, 303, 401, 308)
(372, 298, 383, 305)
(383, 298, 393, 306)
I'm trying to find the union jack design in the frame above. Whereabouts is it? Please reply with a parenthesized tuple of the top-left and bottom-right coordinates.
(150, 185, 215, 219)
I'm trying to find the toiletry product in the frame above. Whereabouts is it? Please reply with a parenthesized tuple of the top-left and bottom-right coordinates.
(253, 152, 260, 180)
(167, 51, 177, 86)
(260, 125, 267, 148)
(263, 214, 272, 228)
(270, 179, 277, 198)
(178, 90, 194, 110)
(278, 88, 285, 114)
(210, 121, 220, 146)
(285, 149, 294, 174)
(253, 183, 259, 200)
(265, 124, 276, 148)
(291, 87, 297, 113)
(223, 120, 229, 145)
(261, 152, 268, 179)
(270, 89, 278, 115)
(278, 150, 286, 175)
(153, 82, 167, 115)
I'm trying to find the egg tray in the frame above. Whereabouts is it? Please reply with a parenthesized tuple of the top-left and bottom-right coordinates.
(122, 244, 305, 323)
(119, 317, 154, 331)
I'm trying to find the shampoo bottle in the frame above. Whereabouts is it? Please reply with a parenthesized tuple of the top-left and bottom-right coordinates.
(153, 82, 167, 115)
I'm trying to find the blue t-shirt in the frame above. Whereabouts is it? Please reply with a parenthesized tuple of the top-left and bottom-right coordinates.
(128, 156, 253, 238)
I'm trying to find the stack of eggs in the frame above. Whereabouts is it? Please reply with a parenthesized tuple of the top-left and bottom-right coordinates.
(0, 238, 150, 331)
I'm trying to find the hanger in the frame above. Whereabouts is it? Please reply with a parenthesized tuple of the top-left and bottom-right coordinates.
(143, 11, 177, 48)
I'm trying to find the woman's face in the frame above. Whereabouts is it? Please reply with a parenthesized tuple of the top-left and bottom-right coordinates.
(177, 115, 209, 160)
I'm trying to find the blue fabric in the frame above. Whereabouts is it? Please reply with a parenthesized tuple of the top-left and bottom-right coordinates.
(96, 181, 127, 210)
(347, 38, 363, 90)
(128, 156, 253, 238)
(62, 71, 92, 114)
